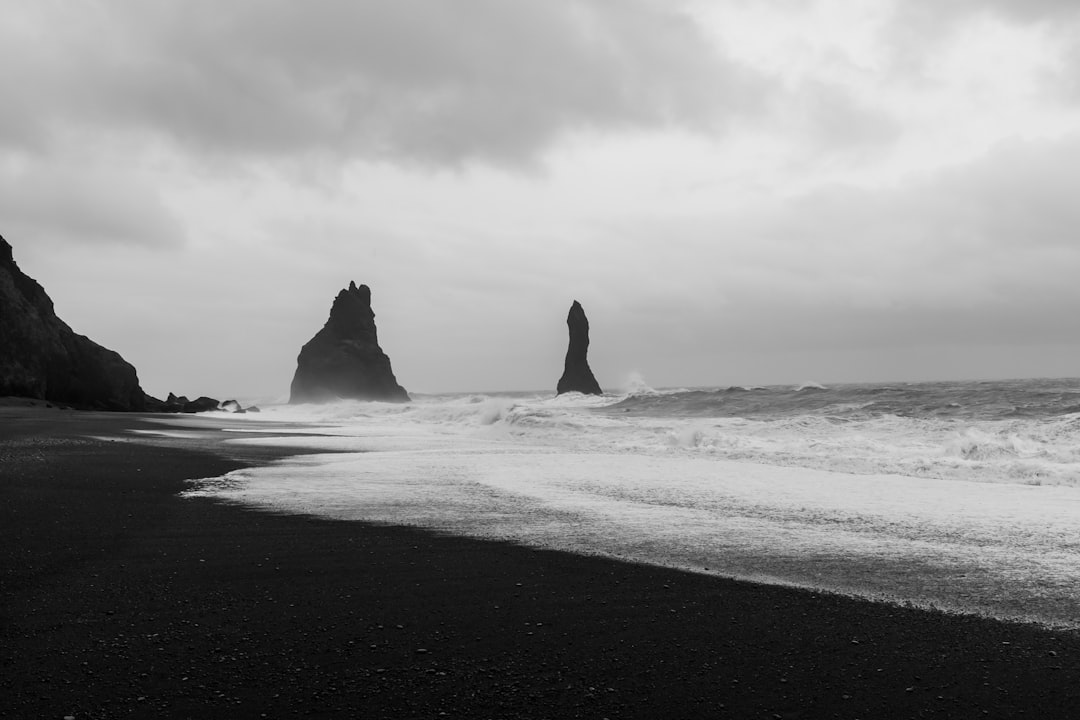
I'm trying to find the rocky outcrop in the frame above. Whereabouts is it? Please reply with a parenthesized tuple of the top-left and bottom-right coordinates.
(179, 396, 221, 413)
(557, 300, 602, 396)
(217, 399, 259, 414)
(144, 392, 191, 413)
(143, 393, 257, 414)
(220, 399, 244, 413)
(290, 281, 408, 403)
(0, 235, 146, 410)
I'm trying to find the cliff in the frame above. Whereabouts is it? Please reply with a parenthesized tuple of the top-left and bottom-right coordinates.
(0, 235, 146, 410)
(290, 282, 409, 403)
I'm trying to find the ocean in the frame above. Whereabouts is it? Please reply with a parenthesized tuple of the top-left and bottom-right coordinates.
(176, 377, 1080, 628)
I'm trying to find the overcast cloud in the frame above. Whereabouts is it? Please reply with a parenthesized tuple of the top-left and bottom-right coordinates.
(2, 0, 751, 166)
(5, 0, 1080, 398)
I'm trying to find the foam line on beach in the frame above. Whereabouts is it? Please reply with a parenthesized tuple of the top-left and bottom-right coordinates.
(188, 443, 1080, 628)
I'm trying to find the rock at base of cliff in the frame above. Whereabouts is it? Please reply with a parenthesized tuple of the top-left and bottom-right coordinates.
(220, 399, 244, 413)
(145, 393, 258, 414)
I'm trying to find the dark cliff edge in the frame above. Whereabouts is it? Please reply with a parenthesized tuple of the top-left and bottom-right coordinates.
(557, 300, 602, 396)
(290, 281, 409, 403)
(0, 235, 146, 411)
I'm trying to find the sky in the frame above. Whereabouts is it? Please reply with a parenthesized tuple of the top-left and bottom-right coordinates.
(5, 0, 1080, 400)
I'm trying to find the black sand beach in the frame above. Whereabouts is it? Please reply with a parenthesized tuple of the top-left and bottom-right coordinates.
(2, 407, 1079, 719)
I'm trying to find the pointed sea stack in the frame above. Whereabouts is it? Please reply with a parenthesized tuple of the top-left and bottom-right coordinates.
(0, 234, 146, 410)
(290, 281, 409, 403)
(556, 300, 602, 396)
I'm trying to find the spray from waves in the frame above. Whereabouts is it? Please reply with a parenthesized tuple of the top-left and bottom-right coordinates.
(667, 424, 708, 449)
(241, 398, 410, 424)
(944, 427, 1046, 462)
(616, 371, 657, 397)
(476, 397, 517, 425)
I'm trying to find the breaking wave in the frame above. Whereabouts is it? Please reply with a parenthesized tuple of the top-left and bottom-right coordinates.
(228, 378, 1080, 488)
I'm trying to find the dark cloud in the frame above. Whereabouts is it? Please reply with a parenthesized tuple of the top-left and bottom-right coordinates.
(0, 0, 759, 166)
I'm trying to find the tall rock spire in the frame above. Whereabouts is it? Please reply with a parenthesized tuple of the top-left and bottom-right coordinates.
(289, 282, 409, 403)
(556, 300, 602, 396)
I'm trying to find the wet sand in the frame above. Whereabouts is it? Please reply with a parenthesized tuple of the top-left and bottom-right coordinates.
(2, 406, 1079, 718)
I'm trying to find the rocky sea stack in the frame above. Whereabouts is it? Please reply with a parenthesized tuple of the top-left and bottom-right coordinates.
(290, 281, 408, 404)
(0, 235, 146, 410)
(557, 300, 602, 396)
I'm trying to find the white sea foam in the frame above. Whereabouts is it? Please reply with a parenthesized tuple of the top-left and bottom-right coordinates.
(617, 371, 657, 395)
(184, 390, 1080, 626)
(196, 392, 1080, 487)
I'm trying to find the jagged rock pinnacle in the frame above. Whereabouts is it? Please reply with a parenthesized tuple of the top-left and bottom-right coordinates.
(289, 281, 409, 403)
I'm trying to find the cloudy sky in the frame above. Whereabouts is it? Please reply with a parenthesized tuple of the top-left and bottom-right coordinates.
(5, 0, 1080, 400)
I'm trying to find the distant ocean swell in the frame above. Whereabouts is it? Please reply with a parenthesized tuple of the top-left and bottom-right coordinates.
(228, 379, 1080, 488)
(604, 379, 1080, 421)
(446, 380, 1080, 488)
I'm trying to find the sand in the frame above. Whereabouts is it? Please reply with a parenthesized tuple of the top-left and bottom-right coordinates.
(2, 406, 1079, 718)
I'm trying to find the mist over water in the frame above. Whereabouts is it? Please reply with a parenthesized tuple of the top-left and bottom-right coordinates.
(182, 378, 1080, 627)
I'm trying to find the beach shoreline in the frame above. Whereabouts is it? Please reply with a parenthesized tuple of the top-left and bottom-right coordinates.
(2, 407, 1079, 718)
